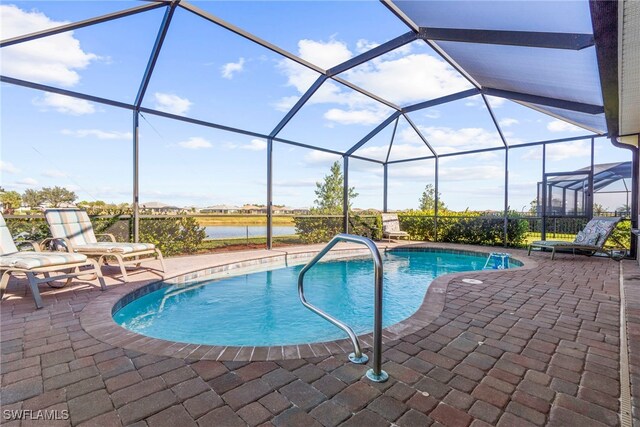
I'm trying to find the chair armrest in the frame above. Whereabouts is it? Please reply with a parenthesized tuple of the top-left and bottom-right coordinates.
(40, 237, 75, 253)
(95, 233, 117, 242)
(15, 240, 43, 252)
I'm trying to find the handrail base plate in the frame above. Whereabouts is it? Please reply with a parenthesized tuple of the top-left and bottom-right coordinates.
(366, 369, 389, 383)
(349, 352, 369, 364)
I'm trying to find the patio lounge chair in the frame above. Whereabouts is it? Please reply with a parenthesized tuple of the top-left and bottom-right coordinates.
(381, 213, 411, 242)
(45, 209, 165, 281)
(527, 216, 622, 260)
(1, 214, 106, 309)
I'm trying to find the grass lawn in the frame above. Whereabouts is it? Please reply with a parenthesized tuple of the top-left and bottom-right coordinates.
(198, 235, 303, 252)
(195, 215, 295, 226)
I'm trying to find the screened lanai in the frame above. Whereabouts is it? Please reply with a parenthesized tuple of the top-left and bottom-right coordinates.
(1, 1, 638, 255)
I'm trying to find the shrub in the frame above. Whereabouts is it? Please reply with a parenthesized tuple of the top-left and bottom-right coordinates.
(293, 210, 381, 244)
(5, 217, 50, 242)
(608, 220, 631, 249)
(293, 215, 343, 244)
(398, 211, 529, 247)
(139, 216, 206, 256)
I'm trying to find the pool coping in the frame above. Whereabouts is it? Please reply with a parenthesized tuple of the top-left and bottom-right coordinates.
(79, 243, 538, 362)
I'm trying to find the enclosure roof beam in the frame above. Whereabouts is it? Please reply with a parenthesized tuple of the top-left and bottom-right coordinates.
(135, 2, 179, 108)
(481, 94, 508, 147)
(345, 112, 401, 156)
(482, 87, 604, 114)
(269, 75, 327, 138)
(179, 1, 325, 75)
(385, 134, 607, 165)
(402, 89, 479, 113)
(589, 0, 618, 137)
(327, 31, 417, 76)
(403, 114, 438, 157)
(380, 0, 482, 89)
(0, 2, 167, 48)
(331, 77, 401, 110)
(385, 117, 400, 164)
(418, 27, 594, 50)
(1, 76, 135, 111)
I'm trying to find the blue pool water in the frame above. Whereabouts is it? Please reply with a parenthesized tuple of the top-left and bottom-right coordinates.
(113, 250, 518, 346)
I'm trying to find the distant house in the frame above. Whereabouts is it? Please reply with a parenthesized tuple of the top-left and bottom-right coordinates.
(240, 205, 267, 214)
(291, 207, 311, 215)
(140, 202, 182, 214)
(200, 205, 240, 214)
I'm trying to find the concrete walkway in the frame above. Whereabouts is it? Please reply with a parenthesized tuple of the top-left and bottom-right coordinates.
(1, 243, 638, 426)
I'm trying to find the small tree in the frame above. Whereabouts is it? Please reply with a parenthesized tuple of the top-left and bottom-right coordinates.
(418, 184, 446, 211)
(22, 189, 45, 209)
(0, 190, 22, 214)
(593, 203, 606, 215)
(41, 186, 77, 207)
(294, 161, 359, 243)
(313, 161, 358, 213)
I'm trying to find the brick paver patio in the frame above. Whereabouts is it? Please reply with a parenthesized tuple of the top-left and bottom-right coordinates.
(1, 243, 638, 426)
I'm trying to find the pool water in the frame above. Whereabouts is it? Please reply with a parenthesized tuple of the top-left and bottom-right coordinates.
(113, 250, 516, 346)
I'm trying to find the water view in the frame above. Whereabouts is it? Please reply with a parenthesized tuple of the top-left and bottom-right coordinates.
(205, 225, 297, 239)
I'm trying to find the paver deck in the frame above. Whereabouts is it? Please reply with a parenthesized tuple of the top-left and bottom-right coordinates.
(1, 242, 639, 427)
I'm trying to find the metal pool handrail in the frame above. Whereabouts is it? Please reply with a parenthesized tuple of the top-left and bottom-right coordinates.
(297, 233, 388, 382)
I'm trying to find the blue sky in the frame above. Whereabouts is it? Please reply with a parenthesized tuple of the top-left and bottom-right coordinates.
(0, 1, 631, 212)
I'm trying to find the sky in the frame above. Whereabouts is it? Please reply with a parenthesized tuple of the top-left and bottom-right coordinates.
(0, 1, 632, 212)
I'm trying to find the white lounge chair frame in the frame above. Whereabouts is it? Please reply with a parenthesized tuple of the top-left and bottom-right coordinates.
(381, 213, 411, 242)
(1, 215, 106, 309)
(45, 209, 165, 282)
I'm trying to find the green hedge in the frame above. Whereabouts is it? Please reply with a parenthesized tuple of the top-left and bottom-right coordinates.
(294, 210, 528, 247)
(399, 211, 529, 247)
(5, 215, 206, 257)
(293, 213, 382, 244)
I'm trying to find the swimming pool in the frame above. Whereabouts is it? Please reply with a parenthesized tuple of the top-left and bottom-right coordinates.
(113, 249, 520, 346)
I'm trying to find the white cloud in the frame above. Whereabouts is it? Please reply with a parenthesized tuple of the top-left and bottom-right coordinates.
(241, 139, 267, 151)
(303, 151, 342, 165)
(35, 93, 95, 115)
(342, 53, 471, 106)
(298, 39, 353, 69)
(423, 110, 441, 119)
(417, 126, 502, 153)
(61, 129, 132, 140)
(41, 169, 67, 178)
(358, 143, 433, 161)
(153, 92, 192, 115)
(389, 164, 503, 182)
(521, 140, 590, 161)
(0, 5, 98, 87)
(0, 161, 20, 174)
(323, 108, 387, 126)
(272, 95, 301, 112)
(16, 177, 38, 186)
(177, 137, 212, 150)
(274, 179, 317, 188)
(221, 57, 245, 79)
(547, 119, 583, 133)
(355, 39, 379, 53)
(499, 118, 519, 128)
(276, 38, 470, 127)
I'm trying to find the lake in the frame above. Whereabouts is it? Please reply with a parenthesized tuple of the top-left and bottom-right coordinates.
(205, 225, 297, 240)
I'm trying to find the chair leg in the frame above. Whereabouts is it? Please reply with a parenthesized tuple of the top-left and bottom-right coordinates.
(88, 259, 107, 290)
(0, 270, 10, 298)
(25, 272, 44, 309)
(551, 247, 556, 260)
(527, 245, 532, 256)
(113, 254, 129, 282)
(155, 249, 166, 274)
